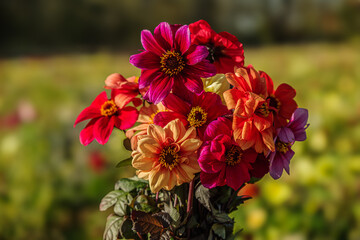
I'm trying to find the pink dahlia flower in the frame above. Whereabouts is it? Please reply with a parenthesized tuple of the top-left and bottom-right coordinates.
(74, 90, 139, 145)
(198, 117, 257, 190)
(129, 22, 216, 104)
(269, 108, 309, 179)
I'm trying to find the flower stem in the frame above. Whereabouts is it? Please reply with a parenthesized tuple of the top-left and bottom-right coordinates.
(187, 179, 195, 213)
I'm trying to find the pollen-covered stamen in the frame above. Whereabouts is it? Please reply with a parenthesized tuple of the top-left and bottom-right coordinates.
(159, 145, 179, 170)
(226, 145, 243, 166)
(256, 102, 270, 117)
(267, 94, 281, 112)
(187, 106, 207, 128)
(276, 140, 289, 153)
(160, 50, 185, 76)
(101, 100, 118, 117)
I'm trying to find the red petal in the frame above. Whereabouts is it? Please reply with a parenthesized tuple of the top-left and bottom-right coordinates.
(141, 30, 164, 56)
(79, 118, 97, 146)
(186, 60, 216, 78)
(162, 93, 190, 115)
(74, 106, 101, 127)
(114, 106, 139, 130)
(144, 76, 174, 104)
(138, 69, 162, 89)
(153, 112, 188, 128)
(185, 45, 209, 65)
(93, 117, 114, 145)
(154, 22, 173, 49)
(129, 51, 161, 70)
(175, 25, 191, 54)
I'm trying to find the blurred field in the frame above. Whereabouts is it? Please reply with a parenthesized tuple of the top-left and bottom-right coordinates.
(0, 40, 359, 240)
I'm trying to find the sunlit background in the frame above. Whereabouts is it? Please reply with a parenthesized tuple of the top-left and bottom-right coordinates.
(0, 0, 359, 239)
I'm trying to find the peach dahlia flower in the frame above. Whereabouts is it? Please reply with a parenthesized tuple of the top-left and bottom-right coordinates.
(131, 119, 202, 192)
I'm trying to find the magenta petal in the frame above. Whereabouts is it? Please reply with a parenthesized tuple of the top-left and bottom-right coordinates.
(141, 30, 164, 56)
(79, 118, 97, 146)
(175, 25, 191, 54)
(186, 60, 216, 78)
(144, 77, 174, 104)
(183, 76, 204, 94)
(200, 170, 225, 189)
(277, 127, 295, 143)
(226, 164, 250, 190)
(204, 117, 232, 141)
(198, 146, 225, 173)
(93, 117, 115, 145)
(138, 69, 161, 89)
(114, 106, 139, 130)
(153, 112, 188, 128)
(154, 22, 173, 49)
(185, 45, 209, 65)
(129, 51, 160, 70)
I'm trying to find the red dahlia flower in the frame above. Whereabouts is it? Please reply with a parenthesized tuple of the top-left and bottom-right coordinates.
(189, 19, 244, 74)
(260, 71, 298, 127)
(130, 22, 216, 104)
(198, 117, 257, 190)
(74, 90, 139, 145)
(153, 91, 229, 139)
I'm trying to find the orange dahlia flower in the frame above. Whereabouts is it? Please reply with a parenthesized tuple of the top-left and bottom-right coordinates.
(131, 119, 202, 192)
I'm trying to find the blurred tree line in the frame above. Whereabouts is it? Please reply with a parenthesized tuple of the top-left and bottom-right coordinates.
(1, 0, 359, 56)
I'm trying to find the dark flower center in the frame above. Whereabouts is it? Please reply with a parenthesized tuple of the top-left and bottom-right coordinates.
(187, 106, 207, 128)
(226, 145, 243, 166)
(159, 145, 179, 170)
(267, 94, 281, 112)
(276, 141, 289, 153)
(256, 102, 270, 117)
(206, 44, 222, 63)
(101, 100, 118, 117)
(160, 50, 185, 76)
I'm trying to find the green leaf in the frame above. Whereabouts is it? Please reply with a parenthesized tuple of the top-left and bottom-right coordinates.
(100, 190, 126, 211)
(115, 178, 148, 192)
(134, 195, 158, 213)
(248, 177, 261, 184)
(116, 157, 132, 168)
(103, 214, 123, 240)
(195, 184, 212, 211)
(212, 223, 226, 239)
(164, 203, 180, 225)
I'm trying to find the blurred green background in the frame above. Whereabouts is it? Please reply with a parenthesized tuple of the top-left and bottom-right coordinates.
(0, 0, 359, 239)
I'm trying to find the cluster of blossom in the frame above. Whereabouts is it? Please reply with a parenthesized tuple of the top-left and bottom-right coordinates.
(75, 20, 309, 193)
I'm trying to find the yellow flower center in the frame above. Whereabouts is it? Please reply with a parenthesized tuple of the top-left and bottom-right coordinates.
(100, 100, 118, 117)
(226, 145, 243, 166)
(159, 145, 179, 170)
(267, 94, 281, 111)
(160, 50, 185, 76)
(256, 102, 269, 117)
(187, 106, 207, 128)
(276, 141, 289, 153)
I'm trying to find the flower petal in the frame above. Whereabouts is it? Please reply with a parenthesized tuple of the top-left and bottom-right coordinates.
(144, 77, 174, 104)
(141, 30, 164, 56)
(154, 22, 173, 49)
(129, 51, 161, 70)
(93, 117, 115, 145)
(114, 106, 139, 130)
(185, 45, 209, 65)
(79, 118, 97, 146)
(175, 25, 190, 54)
(277, 127, 295, 143)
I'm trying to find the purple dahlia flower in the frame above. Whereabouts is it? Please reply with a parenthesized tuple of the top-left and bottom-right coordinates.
(269, 108, 309, 179)
(130, 22, 216, 104)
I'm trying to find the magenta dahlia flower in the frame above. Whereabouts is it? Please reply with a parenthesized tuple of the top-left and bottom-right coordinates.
(269, 108, 309, 179)
(198, 117, 257, 190)
(74, 90, 139, 145)
(153, 90, 229, 139)
(129, 22, 216, 104)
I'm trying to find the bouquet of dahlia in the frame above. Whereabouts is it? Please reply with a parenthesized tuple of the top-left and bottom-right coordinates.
(75, 20, 309, 240)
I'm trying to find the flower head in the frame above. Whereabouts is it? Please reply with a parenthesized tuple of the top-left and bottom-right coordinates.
(198, 117, 257, 190)
(132, 119, 202, 192)
(189, 20, 245, 74)
(74, 90, 139, 145)
(269, 108, 309, 179)
(130, 22, 216, 104)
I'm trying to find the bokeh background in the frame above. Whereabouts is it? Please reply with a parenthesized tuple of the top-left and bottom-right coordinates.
(1, 0, 360, 239)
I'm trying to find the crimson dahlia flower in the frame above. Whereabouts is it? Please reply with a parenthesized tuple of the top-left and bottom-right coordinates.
(189, 19, 244, 74)
(198, 117, 257, 190)
(130, 22, 216, 104)
(74, 90, 139, 145)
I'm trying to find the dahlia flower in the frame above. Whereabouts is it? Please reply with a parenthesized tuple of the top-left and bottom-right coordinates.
(202, 74, 230, 103)
(129, 22, 216, 104)
(198, 117, 257, 190)
(74, 90, 139, 145)
(189, 19, 245, 74)
(153, 90, 229, 139)
(132, 119, 202, 193)
(269, 108, 309, 179)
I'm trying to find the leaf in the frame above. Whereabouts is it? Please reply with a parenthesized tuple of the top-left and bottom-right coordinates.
(103, 214, 123, 240)
(164, 203, 180, 226)
(212, 223, 226, 239)
(134, 195, 158, 213)
(123, 138, 132, 151)
(115, 178, 148, 192)
(100, 190, 126, 211)
(114, 199, 127, 216)
(227, 195, 252, 213)
(248, 177, 261, 184)
(195, 184, 212, 211)
(116, 157, 132, 168)
(119, 218, 138, 239)
(131, 210, 169, 240)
